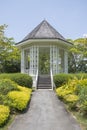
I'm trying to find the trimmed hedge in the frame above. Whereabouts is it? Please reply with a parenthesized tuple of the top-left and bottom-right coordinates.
(54, 73, 87, 88)
(8, 86, 32, 111)
(0, 73, 33, 88)
(0, 105, 10, 126)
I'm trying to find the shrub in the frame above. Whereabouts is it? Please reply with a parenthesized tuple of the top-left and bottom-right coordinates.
(0, 73, 33, 88)
(56, 78, 87, 112)
(54, 74, 73, 88)
(54, 73, 87, 88)
(17, 85, 32, 94)
(0, 105, 10, 126)
(8, 87, 32, 111)
(64, 94, 79, 103)
(0, 94, 8, 105)
(0, 79, 18, 95)
(80, 101, 87, 115)
(56, 87, 73, 99)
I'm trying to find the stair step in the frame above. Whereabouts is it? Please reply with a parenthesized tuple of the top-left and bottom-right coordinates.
(38, 87, 52, 89)
(38, 84, 51, 87)
(37, 75, 52, 89)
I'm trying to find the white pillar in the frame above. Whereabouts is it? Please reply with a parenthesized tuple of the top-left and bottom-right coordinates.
(50, 45, 53, 72)
(57, 48, 59, 73)
(51, 45, 58, 75)
(21, 49, 25, 73)
(30, 46, 33, 74)
(64, 51, 68, 73)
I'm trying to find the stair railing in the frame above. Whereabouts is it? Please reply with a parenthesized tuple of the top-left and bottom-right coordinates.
(50, 68, 54, 90)
(36, 69, 38, 89)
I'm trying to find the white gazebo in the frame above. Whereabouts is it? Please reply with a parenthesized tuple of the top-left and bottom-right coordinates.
(16, 20, 72, 87)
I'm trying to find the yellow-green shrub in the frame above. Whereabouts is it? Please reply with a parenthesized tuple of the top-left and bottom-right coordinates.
(56, 78, 87, 112)
(8, 86, 32, 111)
(17, 85, 32, 94)
(56, 87, 72, 99)
(56, 78, 78, 99)
(0, 105, 10, 126)
(64, 94, 79, 103)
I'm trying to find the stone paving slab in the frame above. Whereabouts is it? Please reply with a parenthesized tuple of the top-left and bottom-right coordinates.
(8, 89, 82, 130)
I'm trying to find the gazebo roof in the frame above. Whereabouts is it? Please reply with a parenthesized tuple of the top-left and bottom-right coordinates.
(17, 20, 72, 46)
(19, 20, 67, 43)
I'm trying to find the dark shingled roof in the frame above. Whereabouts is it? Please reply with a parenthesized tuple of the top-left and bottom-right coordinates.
(20, 20, 66, 43)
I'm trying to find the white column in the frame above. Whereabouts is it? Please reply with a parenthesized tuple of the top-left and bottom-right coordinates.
(57, 48, 59, 73)
(21, 49, 25, 73)
(33, 46, 38, 75)
(37, 46, 39, 73)
(25, 51, 28, 69)
(64, 51, 68, 73)
(30, 46, 33, 74)
(50, 45, 53, 72)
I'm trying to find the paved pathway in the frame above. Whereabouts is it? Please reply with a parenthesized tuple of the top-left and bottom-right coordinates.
(9, 90, 81, 130)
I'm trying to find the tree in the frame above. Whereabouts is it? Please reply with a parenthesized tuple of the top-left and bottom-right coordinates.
(68, 38, 87, 73)
(0, 24, 20, 73)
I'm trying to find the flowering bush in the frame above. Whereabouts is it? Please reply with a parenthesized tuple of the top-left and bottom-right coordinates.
(0, 105, 10, 126)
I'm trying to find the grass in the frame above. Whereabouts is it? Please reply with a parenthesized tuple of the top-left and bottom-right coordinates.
(64, 104, 87, 130)
(0, 115, 15, 130)
(72, 111, 87, 130)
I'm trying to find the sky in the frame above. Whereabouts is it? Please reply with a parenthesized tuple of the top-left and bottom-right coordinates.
(0, 0, 87, 42)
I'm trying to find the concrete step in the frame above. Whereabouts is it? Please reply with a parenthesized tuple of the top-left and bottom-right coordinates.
(37, 75, 52, 89)
(37, 85, 52, 89)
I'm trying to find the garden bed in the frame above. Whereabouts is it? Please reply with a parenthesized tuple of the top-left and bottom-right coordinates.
(0, 73, 32, 128)
(55, 73, 87, 130)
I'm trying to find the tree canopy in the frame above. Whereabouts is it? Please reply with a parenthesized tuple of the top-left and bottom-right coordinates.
(0, 24, 20, 73)
(68, 38, 87, 73)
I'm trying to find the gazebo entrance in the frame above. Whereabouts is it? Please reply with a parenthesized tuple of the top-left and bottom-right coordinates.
(39, 47, 50, 75)
(16, 20, 72, 88)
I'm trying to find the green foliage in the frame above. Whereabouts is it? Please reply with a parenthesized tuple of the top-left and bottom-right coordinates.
(54, 74, 73, 88)
(0, 94, 6, 105)
(7, 86, 32, 111)
(0, 76, 32, 127)
(0, 105, 10, 126)
(39, 48, 50, 74)
(0, 79, 18, 95)
(54, 73, 87, 88)
(0, 24, 20, 73)
(68, 38, 87, 73)
(0, 73, 33, 88)
(56, 78, 87, 114)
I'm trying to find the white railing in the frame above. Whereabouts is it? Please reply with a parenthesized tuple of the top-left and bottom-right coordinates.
(50, 68, 54, 90)
(25, 68, 38, 88)
(35, 69, 38, 89)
